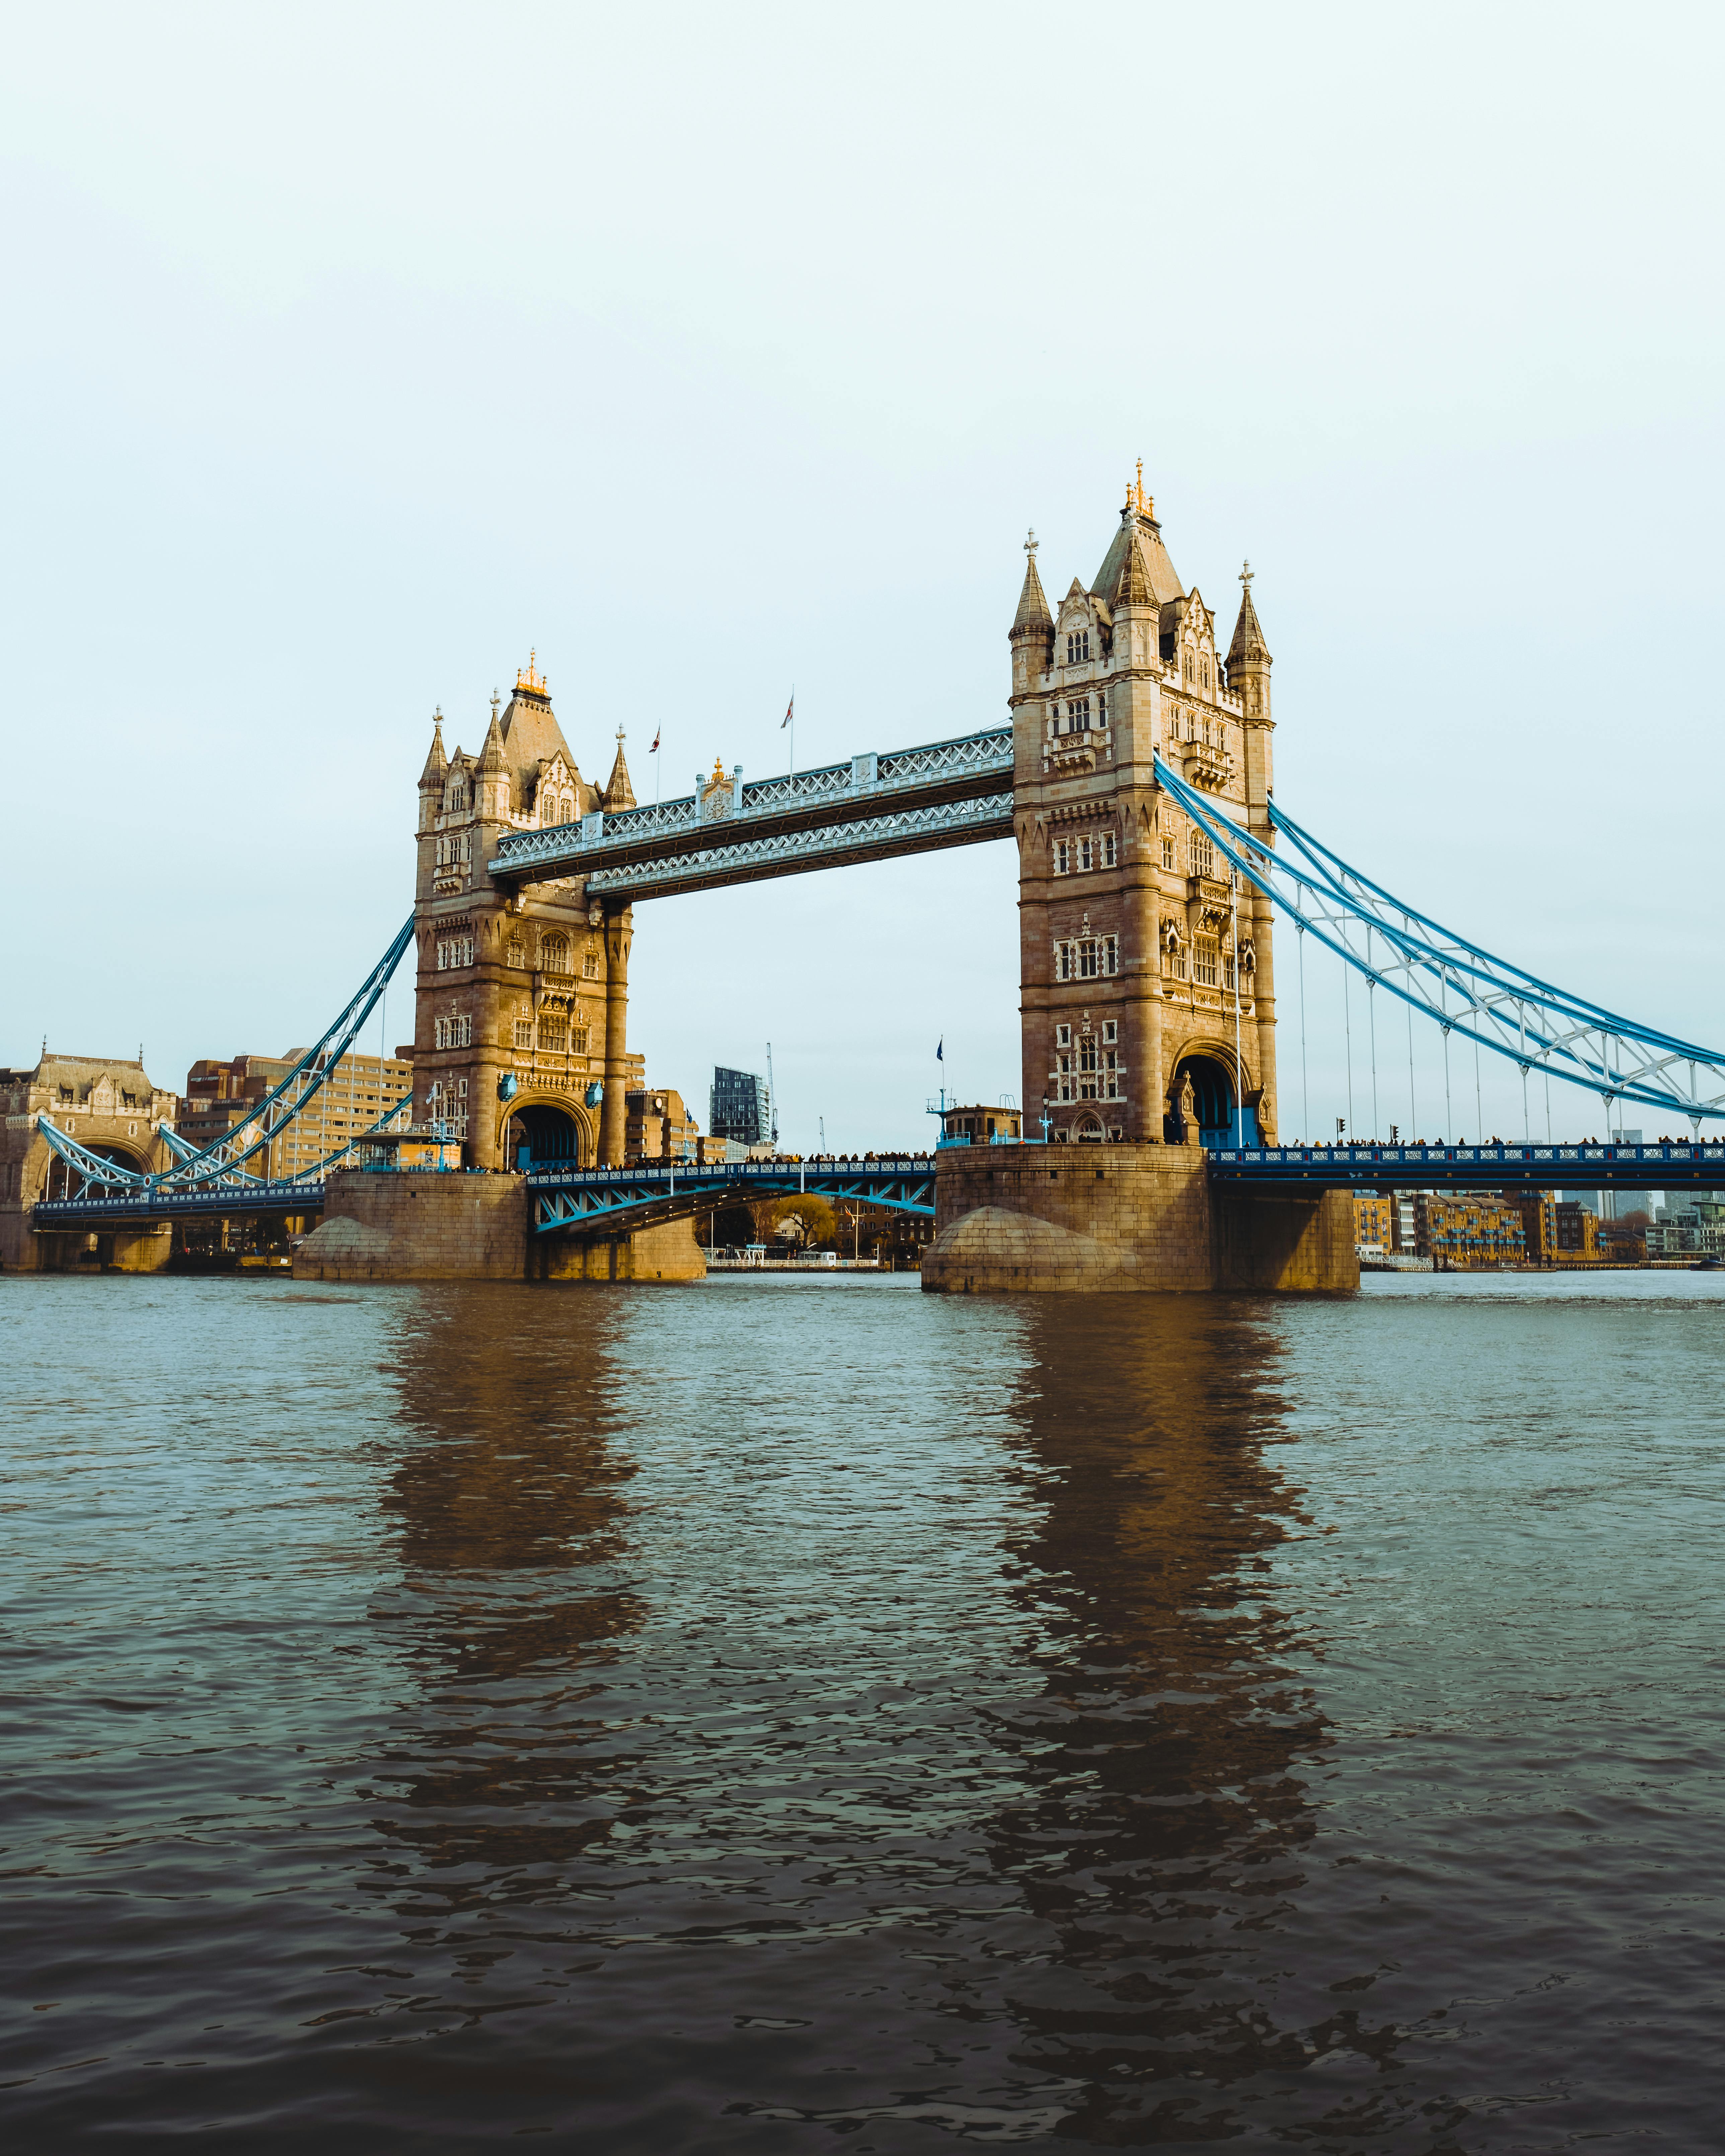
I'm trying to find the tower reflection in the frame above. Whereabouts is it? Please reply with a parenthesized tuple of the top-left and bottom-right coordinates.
(988, 1297, 1401, 2136)
(369, 1284, 645, 1898)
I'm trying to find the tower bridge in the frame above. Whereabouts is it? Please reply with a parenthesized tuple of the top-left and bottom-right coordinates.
(17, 476, 1725, 1289)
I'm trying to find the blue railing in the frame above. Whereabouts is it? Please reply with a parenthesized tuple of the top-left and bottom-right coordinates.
(1207, 1139, 1725, 1188)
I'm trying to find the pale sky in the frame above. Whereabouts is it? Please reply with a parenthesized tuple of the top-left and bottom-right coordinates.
(2, 3, 1720, 1149)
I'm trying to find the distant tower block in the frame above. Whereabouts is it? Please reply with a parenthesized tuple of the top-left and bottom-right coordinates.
(1009, 482, 1277, 1148)
(413, 657, 634, 1170)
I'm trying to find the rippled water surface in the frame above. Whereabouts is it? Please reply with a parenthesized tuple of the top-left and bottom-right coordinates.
(3, 1270, 1724, 2150)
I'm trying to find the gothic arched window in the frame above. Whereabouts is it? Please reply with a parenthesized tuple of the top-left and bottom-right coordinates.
(507, 934, 525, 970)
(542, 932, 571, 975)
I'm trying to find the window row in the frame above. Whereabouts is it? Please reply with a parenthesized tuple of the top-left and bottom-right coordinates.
(1065, 628, 1092, 663)
(540, 792, 577, 826)
(433, 1014, 472, 1048)
(1055, 934, 1118, 981)
(1052, 690, 1106, 736)
(505, 931, 578, 974)
(435, 936, 474, 971)
(1053, 831, 1117, 875)
(1052, 1023, 1124, 1102)
(1161, 937, 1239, 991)
(435, 833, 471, 868)
(426, 1078, 469, 1099)
(513, 1018, 591, 1053)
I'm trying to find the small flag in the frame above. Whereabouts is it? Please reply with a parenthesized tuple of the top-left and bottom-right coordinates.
(782, 693, 794, 728)
(936, 1038, 944, 1062)
(650, 727, 661, 754)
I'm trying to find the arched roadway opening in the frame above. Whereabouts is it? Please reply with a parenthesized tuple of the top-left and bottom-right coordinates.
(1167, 1052, 1258, 1149)
(506, 1100, 588, 1173)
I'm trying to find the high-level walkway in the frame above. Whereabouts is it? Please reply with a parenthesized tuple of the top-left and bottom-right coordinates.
(488, 730, 1013, 899)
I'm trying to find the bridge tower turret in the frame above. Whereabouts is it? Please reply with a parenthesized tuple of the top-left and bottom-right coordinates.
(1010, 475, 1278, 1148)
(412, 659, 626, 1174)
(1226, 560, 1277, 1137)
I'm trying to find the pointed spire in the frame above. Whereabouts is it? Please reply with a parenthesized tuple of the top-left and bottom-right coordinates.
(478, 706, 506, 774)
(418, 709, 448, 787)
(1011, 529, 1053, 637)
(1110, 528, 1153, 608)
(603, 727, 636, 811)
(1227, 559, 1272, 668)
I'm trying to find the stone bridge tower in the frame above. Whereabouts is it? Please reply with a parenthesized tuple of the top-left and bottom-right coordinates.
(1009, 477, 1278, 1148)
(412, 657, 639, 1170)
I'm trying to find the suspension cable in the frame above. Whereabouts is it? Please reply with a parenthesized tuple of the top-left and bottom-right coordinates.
(1297, 921, 1309, 1145)
(1343, 950, 1355, 1139)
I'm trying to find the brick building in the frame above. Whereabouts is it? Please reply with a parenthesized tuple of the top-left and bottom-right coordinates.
(180, 1050, 413, 1176)
(1415, 1193, 1526, 1268)
(1352, 1193, 1392, 1258)
(1009, 477, 1277, 1147)
(625, 1086, 701, 1164)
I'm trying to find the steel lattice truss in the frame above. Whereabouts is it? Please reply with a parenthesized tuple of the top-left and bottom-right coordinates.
(490, 727, 1014, 884)
(1155, 755, 1725, 1127)
(530, 1158, 935, 1234)
(36, 915, 418, 1201)
(583, 793, 1013, 902)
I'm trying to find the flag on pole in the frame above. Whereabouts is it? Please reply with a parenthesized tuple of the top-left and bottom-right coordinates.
(936, 1038, 944, 1062)
(782, 693, 794, 728)
(650, 727, 661, 753)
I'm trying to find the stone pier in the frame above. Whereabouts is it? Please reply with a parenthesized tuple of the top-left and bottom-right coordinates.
(292, 1170, 706, 1284)
(921, 1143, 1357, 1294)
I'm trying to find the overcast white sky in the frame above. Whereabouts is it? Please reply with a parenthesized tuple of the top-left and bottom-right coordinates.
(2, 3, 1720, 1149)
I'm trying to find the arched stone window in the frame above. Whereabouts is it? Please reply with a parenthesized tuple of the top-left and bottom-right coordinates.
(507, 933, 526, 970)
(542, 932, 571, 974)
(559, 794, 575, 825)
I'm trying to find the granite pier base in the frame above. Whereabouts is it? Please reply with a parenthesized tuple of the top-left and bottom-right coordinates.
(921, 1142, 1357, 1295)
(292, 1171, 706, 1284)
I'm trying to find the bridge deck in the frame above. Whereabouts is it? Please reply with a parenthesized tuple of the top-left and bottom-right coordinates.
(1208, 1140, 1725, 1189)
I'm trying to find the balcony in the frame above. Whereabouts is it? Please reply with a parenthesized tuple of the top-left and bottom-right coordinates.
(1172, 737, 1235, 790)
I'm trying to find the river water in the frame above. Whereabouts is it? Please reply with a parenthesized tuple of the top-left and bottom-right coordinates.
(3, 1270, 1723, 2151)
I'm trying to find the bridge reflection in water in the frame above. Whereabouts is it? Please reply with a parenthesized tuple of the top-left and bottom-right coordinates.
(348, 1284, 1458, 2142)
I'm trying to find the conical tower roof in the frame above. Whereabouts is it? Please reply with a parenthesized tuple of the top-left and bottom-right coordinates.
(477, 707, 506, 775)
(1227, 563, 1272, 667)
(1093, 472, 1183, 608)
(418, 713, 447, 786)
(603, 730, 636, 811)
(1011, 532, 1054, 636)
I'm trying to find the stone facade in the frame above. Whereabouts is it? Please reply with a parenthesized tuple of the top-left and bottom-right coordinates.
(292, 1170, 705, 1283)
(1010, 478, 1277, 1148)
(923, 1144, 1357, 1294)
(0, 1052, 179, 1272)
(413, 657, 640, 1172)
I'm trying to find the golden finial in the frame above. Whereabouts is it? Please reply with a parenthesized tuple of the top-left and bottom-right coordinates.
(515, 648, 548, 696)
(710, 753, 726, 784)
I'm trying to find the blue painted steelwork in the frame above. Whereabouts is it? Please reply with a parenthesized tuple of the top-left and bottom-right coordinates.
(528, 1156, 935, 1234)
(1207, 1139, 1725, 1190)
(34, 1180, 331, 1227)
(489, 727, 1013, 894)
(1154, 756, 1725, 1128)
(578, 794, 1013, 903)
(34, 916, 417, 1204)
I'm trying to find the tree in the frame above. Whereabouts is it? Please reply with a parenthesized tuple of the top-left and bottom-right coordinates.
(764, 1193, 836, 1248)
